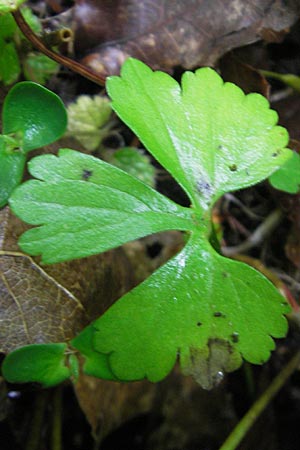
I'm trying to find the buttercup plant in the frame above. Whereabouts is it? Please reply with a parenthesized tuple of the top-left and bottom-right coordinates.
(2, 58, 295, 388)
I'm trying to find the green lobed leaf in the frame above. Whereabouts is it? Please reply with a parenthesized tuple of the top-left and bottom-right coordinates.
(66, 95, 113, 151)
(269, 151, 300, 194)
(9, 60, 292, 385)
(9, 149, 194, 263)
(2, 343, 71, 387)
(89, 232, 289, 384)
(106, 147, 156, 187)
(2, 81, 67, 152)
(107, 59, 291, 211)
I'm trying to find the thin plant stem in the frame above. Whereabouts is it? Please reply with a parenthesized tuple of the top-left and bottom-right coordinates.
(12, 9, 106, 86)
(219, 351, 300, 450)
(25, 390, 48, 450)
(51, 386, 63, 450)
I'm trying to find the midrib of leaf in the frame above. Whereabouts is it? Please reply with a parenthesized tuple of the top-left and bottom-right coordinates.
(129, 69, 190, 194)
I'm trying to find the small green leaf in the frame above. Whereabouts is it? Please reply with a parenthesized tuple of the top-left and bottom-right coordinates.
(106, 147, 156, 187)
(9, 149, 194, 263)
(23, 53, 58, 85)
(2, 81, 67, 152)
(2, 343, 71, 387)
(0, 0, 26, 14)
(269, 151, 300, 193)
(0, 40, 20, 85)
(66, 95, 113, 151)
(107, 59, 291, 211)
(0, 13, 17, 39)
(0, 135, 25, 207)
(20, 6, 41, 34)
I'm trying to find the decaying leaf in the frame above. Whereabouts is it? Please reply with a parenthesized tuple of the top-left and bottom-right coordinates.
(74, 372, 156, 439)
(0, 250, 87, 353)
(68, 0, 300, 76)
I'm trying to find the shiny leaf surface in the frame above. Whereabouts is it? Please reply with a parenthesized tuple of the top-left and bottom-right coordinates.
(9, 60, 291, 386)
(2, 343, 71, 387)
(2, 81, 67, 152)
(9, 148, 193, 263)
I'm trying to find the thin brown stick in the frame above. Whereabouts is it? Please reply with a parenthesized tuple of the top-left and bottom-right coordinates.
(12, 9, 106, 86)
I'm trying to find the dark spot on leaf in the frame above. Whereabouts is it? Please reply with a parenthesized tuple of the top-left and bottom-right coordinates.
(213, 311, 225, 318)
(245, 169, 250, 176)
(218, 145, 223, 150)
(231, 332, 239, 343)
(82, 169, 93, 180)
(229, 164, 237, 172)
(196, 181, 212, 195)
(196, 322, 202, 327)
(222, 272, 229, 278)
(272, 152, 278, 157)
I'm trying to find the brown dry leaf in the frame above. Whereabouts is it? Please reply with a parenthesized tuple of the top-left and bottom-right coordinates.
(74, 372, 156, 440)
(220, 53, 270, 97)
(0, 250, 86, 353)
(70, 0, 300, 76)
(74, 365, 236, 448)
(0, 207, 87, 353)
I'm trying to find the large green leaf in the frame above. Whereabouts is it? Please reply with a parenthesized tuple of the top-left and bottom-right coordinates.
(88, 232, 289, 384)
(2, 81, 67, 152)
(8, 59, 292, 386)
(9, 148, 194, 263)
(107, 59, 291, 211)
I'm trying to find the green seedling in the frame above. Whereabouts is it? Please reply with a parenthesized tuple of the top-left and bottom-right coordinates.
(0, 9, 58, 85)
(2, 59, 293, 388)
(105, 147, 156, 187)
(0, 81, 67, 207)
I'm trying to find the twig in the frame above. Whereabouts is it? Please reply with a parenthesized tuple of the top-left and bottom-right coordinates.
(12, 9, 106, 86)
(25, 390, 49, 450)
(219, 351, 300, 450)
(222, 208, 283, 257)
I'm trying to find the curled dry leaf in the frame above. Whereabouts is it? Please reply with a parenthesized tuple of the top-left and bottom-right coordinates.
(66, 0, 300, 76)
